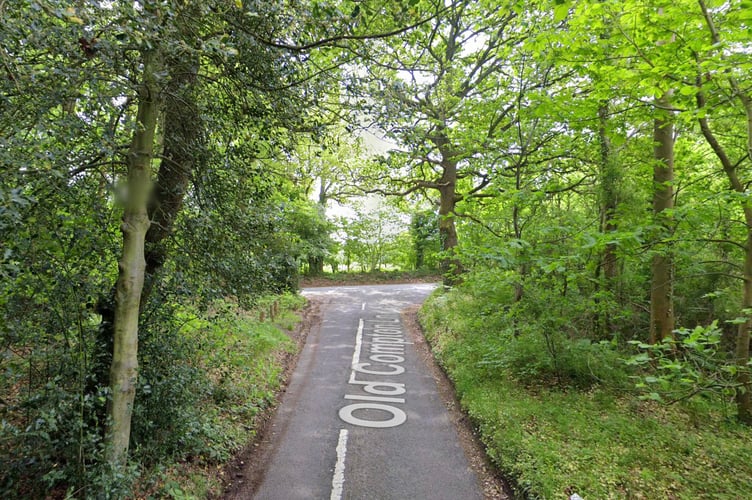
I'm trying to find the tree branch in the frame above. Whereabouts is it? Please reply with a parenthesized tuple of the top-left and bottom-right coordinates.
(243, 8, 446, 52)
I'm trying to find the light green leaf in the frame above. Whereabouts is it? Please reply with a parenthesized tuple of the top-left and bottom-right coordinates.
(554, 2, 570, 22)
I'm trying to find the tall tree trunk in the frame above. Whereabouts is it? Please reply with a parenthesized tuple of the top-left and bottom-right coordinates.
(597, 102, 620, 338)
(598, 102, 619, 284)
(438, 159, 462, 286)
(512, 164, 526, 304)
(697, 89, 752, 423)
(649, 93, 675, 345)
(737, 226, 752, 424)
(697, 0, 752, 424)
(91, 52, 200, 396)
(106, 51, 160, 465)
(141, 54, 201, 303)
(512, 203, 525, 304)
(433, 132, 463, 286)
(307, 256, 325, 276)
(305, 180, 327, 276)
(415, 242, 425, 270)
(732, 90, 752, 425)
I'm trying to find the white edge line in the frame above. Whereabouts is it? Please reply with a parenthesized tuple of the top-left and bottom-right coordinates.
(351, 318, 364, 369)
(330, 428, 349, 500)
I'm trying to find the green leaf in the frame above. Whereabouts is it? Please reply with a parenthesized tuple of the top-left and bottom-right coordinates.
(726, 317, 748, 325)
(646, 392, 663, 402)
(554, 2, 569, 22)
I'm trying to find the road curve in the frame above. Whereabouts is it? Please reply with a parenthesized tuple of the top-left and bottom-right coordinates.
(247, 283, 484, 500)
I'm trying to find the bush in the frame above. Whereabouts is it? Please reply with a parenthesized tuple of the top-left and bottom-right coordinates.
(481, 333, 630, 389)
(131, 308, 209, 466)
(0, 291, 302, 498)
(420, 281, 631, 390)
(626, 321, 740, 409)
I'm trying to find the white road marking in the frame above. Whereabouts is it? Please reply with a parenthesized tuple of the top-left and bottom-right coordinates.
(330, 428, 348, 500)
(362, 302, 366, 311)
(340, 313, 409, 428)
(345, 394, 406, 403)
(351, 318, 364, 369)
(339, 403, 407, 428)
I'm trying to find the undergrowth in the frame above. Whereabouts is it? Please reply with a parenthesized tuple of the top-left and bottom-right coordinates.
(0, 292, 305, 498)
(420, 288, 752, 499)
(134, 292, 304, 498)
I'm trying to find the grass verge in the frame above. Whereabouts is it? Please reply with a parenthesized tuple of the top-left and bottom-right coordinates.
(419, 289, 752, 499)
(134, 292, 306, 498)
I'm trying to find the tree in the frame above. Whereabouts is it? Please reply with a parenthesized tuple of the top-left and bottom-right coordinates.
(1, 0, 356, 484)
(337, 199, 405, 272)
(351, 0, 545, 285)
(290, 133, 367, 275)
(692, 0, 752, 423)
(596, 0, 752, 421)
(107, 45, 160, 466)
(650, 92, 676, 345)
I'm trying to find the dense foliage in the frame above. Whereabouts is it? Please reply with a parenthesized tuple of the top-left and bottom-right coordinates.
(3, 0, 752, 497)
(344, 0, 752, 496)
(0, 0, 353, 495)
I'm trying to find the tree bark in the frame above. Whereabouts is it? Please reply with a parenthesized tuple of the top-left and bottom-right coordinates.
(596, 102, 620, 338)
(434, 133, 463, 286)
(598, 102, 619, 284)
(697, 0, 752, 424)
(697, 89, 752, 422)
(511, 162, 527, 304)
(649, 93, 675, 345)
(733, 92, 752, 424)
(105, 50, 160, 466)
(307, 255, 325, 276)
(728, 93, 752, 423)
(141, 54, 201, 303)
(91, 52, 200, 396)
(736, 226, 752, 424)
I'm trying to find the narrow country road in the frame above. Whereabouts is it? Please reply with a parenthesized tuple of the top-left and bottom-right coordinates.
(233, 283, 489, 500)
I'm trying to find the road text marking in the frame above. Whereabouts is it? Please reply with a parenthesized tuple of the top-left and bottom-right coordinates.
(339, 313, 408, 428)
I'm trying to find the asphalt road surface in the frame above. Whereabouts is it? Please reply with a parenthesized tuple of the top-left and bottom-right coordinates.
(250, 283, 485, 500)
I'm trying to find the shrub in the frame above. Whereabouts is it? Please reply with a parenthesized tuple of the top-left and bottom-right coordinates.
(626, 321, 740, 410)
(479, 331, 630, 389)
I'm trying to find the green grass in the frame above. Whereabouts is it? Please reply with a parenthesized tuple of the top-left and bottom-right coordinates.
(420, 290, 752, 499)
(134, 293, 306, 498)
